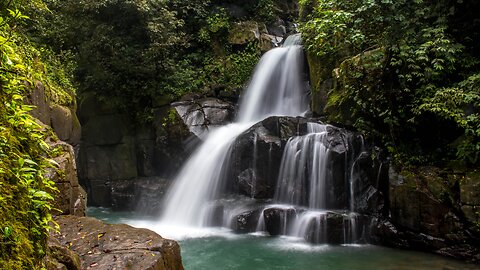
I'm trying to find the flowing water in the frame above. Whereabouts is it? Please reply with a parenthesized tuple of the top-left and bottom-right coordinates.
(89, 207, 480, 270)
(159, 38, 309, 234)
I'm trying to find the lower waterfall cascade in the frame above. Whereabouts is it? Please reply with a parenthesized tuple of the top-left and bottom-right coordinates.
(156, 34, 382, 244)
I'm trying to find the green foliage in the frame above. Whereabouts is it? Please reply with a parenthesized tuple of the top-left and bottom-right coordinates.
(1, 1, 59, 268)
(203, 42, 261, 90)
(300, 0, 480, 165)
(29, 0, 276, 123)
(255, 0, 276, 23)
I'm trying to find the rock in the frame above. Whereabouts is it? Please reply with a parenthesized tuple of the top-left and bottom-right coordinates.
(228, 116, 384, 210)
(46, 237, 81, 270)
(379, 167, 480, 262)
(228, 21, 267, 45)
(172, 97, 234, 138)
(109, 177, 172, 214)
(263, 206, 297, 236)
(267, 19, 287, 37)
(153, 106, 198, 176)
(389, 168, 463, 237)
(28, 80, 51, 124)
(229, 117, 288, 198)
(50, 104, 80, 145)
(82, 114, 130, 146)
(461, 170, 480, 206)
(77, 99, 195, 209)
(46, 141, 86, 216)
(51, 215, 184, 270)
(231, 209, 262, 233)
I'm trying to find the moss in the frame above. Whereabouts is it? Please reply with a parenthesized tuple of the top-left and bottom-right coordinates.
(1, 3, 74, 268)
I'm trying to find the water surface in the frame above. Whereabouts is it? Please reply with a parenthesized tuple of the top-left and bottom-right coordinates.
(88, 207, 479, 270)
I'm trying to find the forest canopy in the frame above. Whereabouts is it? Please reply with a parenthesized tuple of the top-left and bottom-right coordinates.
(299, 0, 480, 165)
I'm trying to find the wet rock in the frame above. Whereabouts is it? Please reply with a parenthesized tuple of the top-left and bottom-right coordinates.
(263, 207, 297, 236)
(110, 177, 172, 214)
(267, 19, 287, 37)
(228, 116, 382, 210)
(232, 209, 262, 233)
(229, 117, 288, 198)
(172, 98, 234, 138)
(51, 215, 184, 270)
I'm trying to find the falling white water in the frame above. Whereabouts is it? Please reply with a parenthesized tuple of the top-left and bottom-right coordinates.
(236, 45, 309, 123)
(158, 37, 310, 232)
(290, 211, 328, 243)
(274, 123, 330, 209)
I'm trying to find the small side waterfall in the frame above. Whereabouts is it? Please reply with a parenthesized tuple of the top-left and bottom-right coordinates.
(274, 124, 329, 208)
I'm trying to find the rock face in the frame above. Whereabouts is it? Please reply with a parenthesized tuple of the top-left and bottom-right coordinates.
(77, 93, 196, 208)
(172, 97, 235, 138)
(110, 177, 171, 215)
(28, 81, 81, 146)
(46, 141, 87, 216)
(26, 81, 87, 217)
(226, 116, 388, 213)
(51, 215, 184, 270)
(370, 167, 480, 263)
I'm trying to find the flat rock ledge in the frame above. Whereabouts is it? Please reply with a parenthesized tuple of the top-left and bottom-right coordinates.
(48, 215, 183, 270)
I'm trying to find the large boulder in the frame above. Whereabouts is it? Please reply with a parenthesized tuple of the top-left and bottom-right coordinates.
(172, 97, 234, 138)
(51, 216, 184, 270)
(50, 104, 81, 145)
(227, 116, 384, 212)
(228, 117, 308, 199)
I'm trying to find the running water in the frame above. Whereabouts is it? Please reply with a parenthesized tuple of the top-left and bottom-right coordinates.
(274, 123, 329, 208)
(159, 37, 309, 230)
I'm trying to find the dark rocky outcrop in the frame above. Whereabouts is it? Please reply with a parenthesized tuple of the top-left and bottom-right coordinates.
(370, 167, 480, 263)
(77, 93, 196, 209)
(227, 116, 387, 213)
(263, 207, 297, 236)
(110, 177, 171, 215)
(172, 97, 235, 138)
(50, 215, 183, 270)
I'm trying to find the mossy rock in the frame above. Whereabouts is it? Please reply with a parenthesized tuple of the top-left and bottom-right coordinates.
(228, 21, 267, 45)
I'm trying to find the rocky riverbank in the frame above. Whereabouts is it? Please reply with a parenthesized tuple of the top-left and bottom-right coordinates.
(47, 216, 183, 270)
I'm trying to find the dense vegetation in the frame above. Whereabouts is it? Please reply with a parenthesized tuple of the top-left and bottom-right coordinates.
(299, 0, 480, 166)
(0, 1, 66, 268)
(30, 0, 292, 122)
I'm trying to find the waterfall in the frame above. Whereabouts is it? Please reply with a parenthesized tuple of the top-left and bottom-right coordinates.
(155, 34, 366, 245)
(159, 37, 309, 227)
(274, 126, 329, 208)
